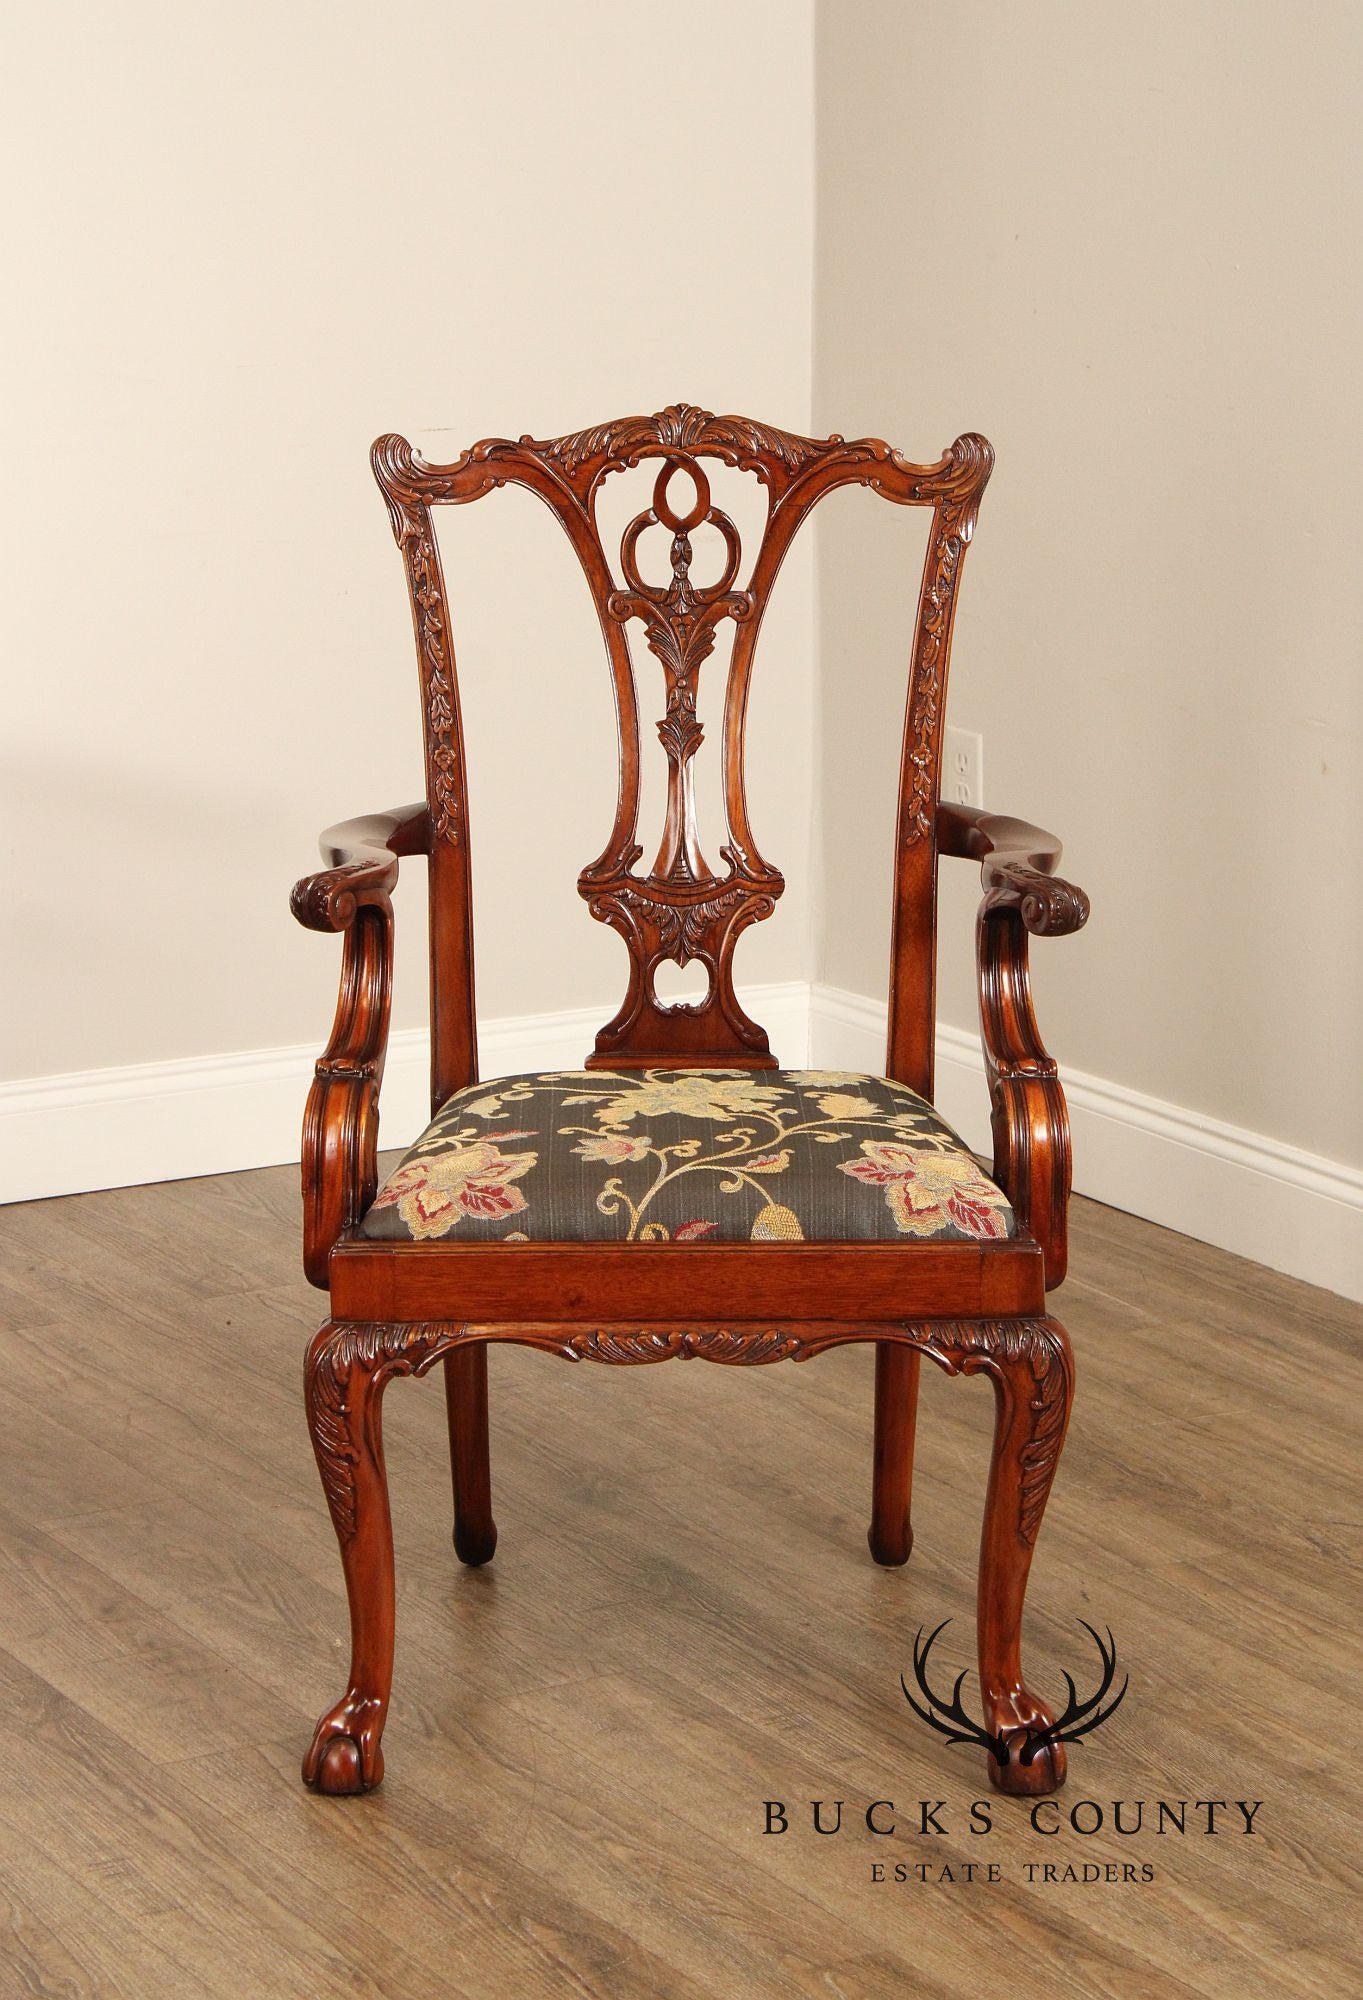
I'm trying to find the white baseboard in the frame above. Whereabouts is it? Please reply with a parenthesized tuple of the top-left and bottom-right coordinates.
(809, 981, 1363, 1304)
(5, 977, 1359, 1303)
(0, 981, 810, 1208)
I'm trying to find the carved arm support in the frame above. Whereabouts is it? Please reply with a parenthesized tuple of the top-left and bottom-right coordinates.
(937, 802, 1090, 1288)
(291, 805, 429, 1287)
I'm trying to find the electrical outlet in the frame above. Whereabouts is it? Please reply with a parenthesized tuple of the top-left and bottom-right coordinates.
(944, 726, 984, 808)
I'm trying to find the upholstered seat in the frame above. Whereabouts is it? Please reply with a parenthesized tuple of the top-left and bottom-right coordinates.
(360, 1068, 1015, 1246)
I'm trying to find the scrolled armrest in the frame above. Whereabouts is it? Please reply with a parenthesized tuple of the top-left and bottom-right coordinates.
(937, 799, 1088, 1289)
(293, 803, 429, 1286)
(290, 803, 430, 932)
(936, 801, 1089, 935)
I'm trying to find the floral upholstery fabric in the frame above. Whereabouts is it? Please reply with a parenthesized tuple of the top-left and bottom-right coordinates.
(360, 1069, 1015, 1246)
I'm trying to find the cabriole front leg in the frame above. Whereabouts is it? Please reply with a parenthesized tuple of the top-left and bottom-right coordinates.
(972, 1316, 1075, 1795)
(889, 1319, 1075, 1794)
(302, 1319, 459, 1794)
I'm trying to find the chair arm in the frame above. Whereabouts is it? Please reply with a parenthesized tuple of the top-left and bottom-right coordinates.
(290, 803, 430, 933)
(937, 801, 1090, 1289)
(936, 801, 1089, 936)
(292, 804, 429, 1287)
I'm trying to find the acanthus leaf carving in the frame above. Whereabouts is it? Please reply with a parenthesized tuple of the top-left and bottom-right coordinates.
(307, 1316, 1068, 1549)
(383, 500, 465, 846)
(986, 865, 1091, 938)
(536, 402, 835, 487)
(305, 1321, 461, 1545)
(900, 433, 994, 847)
(601, 881, 757, 968)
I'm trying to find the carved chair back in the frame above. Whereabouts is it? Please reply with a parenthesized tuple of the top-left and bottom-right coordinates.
(371, 405, 993, 1106)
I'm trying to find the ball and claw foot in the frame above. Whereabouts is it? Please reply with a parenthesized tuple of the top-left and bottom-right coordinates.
(986, 1690, 1068, 1796)
(453, 1516, 498, 1567)
(302, 1697, 386, 1795)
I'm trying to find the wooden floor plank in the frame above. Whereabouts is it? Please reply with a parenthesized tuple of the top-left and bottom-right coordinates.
(0, 1170, 1359, 1998)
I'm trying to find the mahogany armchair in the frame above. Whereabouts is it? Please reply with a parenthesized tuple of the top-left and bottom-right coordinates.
(291, 406, 1089, 1799)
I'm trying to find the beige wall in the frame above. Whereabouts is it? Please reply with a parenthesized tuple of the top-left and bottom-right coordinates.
(9, 0, 1360, 1189)
(4, 0, 815, 1080)
(814, 0, 1363, 1165)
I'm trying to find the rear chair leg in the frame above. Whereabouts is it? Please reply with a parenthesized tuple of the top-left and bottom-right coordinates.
(869, 1343, 920, 1565)
(444, 1344, 497, 1566)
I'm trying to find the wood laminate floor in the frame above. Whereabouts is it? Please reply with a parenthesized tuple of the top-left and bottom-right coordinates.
(0, 1167, 1359, 1998)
